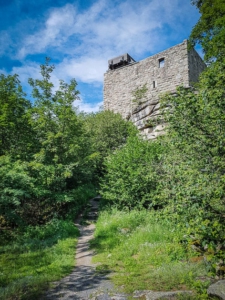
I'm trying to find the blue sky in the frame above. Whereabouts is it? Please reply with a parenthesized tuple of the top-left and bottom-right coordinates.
(0, 0, 200, 112)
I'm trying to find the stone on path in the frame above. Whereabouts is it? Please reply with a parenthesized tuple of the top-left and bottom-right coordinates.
(133, 290, 193, 300)
(207, 280, 225, 300)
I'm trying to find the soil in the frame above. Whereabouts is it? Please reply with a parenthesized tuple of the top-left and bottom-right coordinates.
(42, 197, 126, 300)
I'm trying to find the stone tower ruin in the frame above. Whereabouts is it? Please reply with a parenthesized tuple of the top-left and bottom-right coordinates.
(103, 40, 206, 139)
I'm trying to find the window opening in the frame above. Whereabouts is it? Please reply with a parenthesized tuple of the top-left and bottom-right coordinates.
(153, 81, 156, 88)
(159, 58, 165, 68)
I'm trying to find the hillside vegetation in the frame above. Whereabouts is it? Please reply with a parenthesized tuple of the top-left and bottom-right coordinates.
(0, 0, 225, 298)
(0, 61, 135, 299)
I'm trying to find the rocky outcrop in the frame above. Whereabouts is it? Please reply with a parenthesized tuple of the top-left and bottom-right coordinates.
(207, 280, 225, 300)
(128, 98, 166, 140)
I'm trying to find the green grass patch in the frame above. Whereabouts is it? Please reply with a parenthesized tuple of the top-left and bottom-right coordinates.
(91, 208, 211, 298)
(0, 219, 79, 300)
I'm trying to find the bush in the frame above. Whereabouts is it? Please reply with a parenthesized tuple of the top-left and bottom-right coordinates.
(100, 136, 163, 209)
(0, 155, 96, 227)
(156, 59, 225, 275)
(83, 110, 138, 181)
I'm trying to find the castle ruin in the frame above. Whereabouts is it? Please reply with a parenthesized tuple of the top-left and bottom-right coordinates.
(103, 40, 206, 139)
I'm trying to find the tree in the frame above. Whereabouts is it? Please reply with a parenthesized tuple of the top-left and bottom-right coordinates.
(0, 74, 32, 158)
(28, 58, 89, 191)
(0, 60, 96, 227)
(83, 110, 137, 180)
(157, 58, 225, 272)
(190, 0, 225, 62)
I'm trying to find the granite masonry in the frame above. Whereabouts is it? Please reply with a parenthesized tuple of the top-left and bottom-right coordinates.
(103, 40, 206, 139)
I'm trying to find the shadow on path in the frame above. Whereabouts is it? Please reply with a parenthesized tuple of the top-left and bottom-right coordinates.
(43, 264, 114, 299)
(42, 198, 126, 300)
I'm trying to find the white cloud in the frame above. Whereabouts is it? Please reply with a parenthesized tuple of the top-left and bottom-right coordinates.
(10, 61, 102, 113)
(77, 99, 103, 113)
(12, 62, 41, 83)
(56, 57, 107, 83)
(2, 0, 199, 105)
(13, 0, 199, 84)
(17, 4, 77, 59)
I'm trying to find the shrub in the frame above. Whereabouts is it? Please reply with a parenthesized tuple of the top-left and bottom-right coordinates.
(100, 136, 163, 209)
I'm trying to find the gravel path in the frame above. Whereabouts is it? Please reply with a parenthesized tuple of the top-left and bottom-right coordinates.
(42, 197, 126, 300)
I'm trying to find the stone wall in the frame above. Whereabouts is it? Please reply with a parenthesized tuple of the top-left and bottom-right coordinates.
(188, 48, 206, 83)
(103, 40, 206, 139)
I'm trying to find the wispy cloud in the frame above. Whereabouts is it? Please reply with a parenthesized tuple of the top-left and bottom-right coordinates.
(17, 4, 77, 59)
(1, 0, 199, 111)
(12, 62, 41, 84)
(16, 0, 176, 61)
(0, 31, 11, 56)
(56, 57, 106, 84)
(77, 99, 103, 113)
(14, 0, 199, 64)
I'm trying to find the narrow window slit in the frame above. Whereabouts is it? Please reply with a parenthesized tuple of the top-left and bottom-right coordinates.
(159, 58, 165, 68)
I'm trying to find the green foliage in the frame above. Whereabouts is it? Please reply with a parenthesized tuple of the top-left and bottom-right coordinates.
(0, 154, 96, 226)
(0, 59, 98, 227)
(131, 83, 148, 105)
(29, 59, 90, 189)
(91, 209, 208, 295)
(84, 110, 136, 155)
(0, 59, 138, 228)
(157, 58, 225, 275)
(190, 0, 225, 62)
(100, 136, 163, 209)
(0, 156, 36, 226)
(83, 110, 137, 180)
(0, 219, 78, 300)
(0, 74, 32, 158)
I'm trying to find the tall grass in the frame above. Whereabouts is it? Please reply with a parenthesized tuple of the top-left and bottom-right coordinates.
(0, 219, 79, 300)
(91, 208, 210, 298)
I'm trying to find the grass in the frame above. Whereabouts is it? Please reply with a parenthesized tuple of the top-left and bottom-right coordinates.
(0, 219, 79, 300)
(91, 208, 213, 299)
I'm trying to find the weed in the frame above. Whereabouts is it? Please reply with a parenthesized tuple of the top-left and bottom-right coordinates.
(91, 208, 211, 298)
(0, 220, 79, 300)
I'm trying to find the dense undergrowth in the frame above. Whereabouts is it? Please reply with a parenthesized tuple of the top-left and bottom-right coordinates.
(100, 59, 225, 281)
(91, 208, 213, 299)
(0, 61, 134, 299)
(1, 2, 225, 297)
(0, 220, 79, 300)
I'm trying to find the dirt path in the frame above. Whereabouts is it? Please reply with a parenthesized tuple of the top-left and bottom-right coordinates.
(41, 197, 195, 300)
(42, 197, 126, 300)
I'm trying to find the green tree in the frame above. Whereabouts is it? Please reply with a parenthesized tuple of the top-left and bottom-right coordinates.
(157, 58, 225, 272)
(0, 60, 96, 227)
(190, 0, 225, 62)
(0, 74, 32, 158)
(28, 59, 90, 191)
(83, 110, 137, 180)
